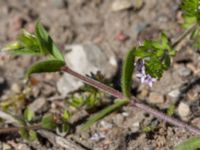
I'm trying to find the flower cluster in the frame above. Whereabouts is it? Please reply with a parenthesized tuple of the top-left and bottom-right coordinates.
(135, 59, 157, 87)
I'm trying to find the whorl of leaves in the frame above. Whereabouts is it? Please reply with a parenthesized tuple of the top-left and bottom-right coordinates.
(181, 0, 200, 27)
(134, 33, 175, 78)
(182, 0, 200, 17)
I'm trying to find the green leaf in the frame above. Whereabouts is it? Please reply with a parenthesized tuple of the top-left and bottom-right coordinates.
(29, 130, 37, 141)
(181, 0, 200, 26)
(2, 30, 42, 56)
(183, 17, 197, 29)
(58, 123, 70, 134)
(167, 104, 175, 116)
(85, 94, 98, 108)
(2, 41, 41, 56)
(133, 33, 175, 79)
(41, 114, 57, 130)
(63, 110, 71, 122)
(19, 128, 29, 140)
(190, 28, 200, 50)
(19, 128, 37, 141)
(35, 21, 51, 55)
(26, 60, 65, 78)
(24, 108, 34, 122)
(70, 96, 85, 108)
(2, 41, 22, 52)
(35, 21, 64, 61)
(173, 136, 200, 150)
(145, 58, 164, 78)
(121, 48, 135, 98)
(80, 99, 128, 131)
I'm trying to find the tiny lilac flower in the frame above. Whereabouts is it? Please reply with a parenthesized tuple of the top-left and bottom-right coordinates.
(90, 132, 106, 141)
(143, 74, 157, 87)
(135, 59, 157, 87)
(135, 59, 145, 74)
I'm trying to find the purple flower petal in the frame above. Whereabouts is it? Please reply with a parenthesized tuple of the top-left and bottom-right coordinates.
(135, 59, 157, 87)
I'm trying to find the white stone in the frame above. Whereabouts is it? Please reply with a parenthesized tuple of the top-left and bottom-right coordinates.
(148, 92, 165, 104)
(57, 43, 117, 97)
(177, 102, 191, 118)
(177, 66, 192, 77)
(168, 89, 181, 99)
(11, 83, 21, 93)
(100, 120, 113, 129)
(111, 0, 132, 12)
(28, 97, 46, 113)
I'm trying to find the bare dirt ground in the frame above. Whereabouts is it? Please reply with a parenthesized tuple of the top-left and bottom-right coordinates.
(0, 0, 200, 149)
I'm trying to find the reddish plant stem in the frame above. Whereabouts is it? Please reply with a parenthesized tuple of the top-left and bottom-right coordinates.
(61, 66, 200, 135)
(0, 124, 42, 134)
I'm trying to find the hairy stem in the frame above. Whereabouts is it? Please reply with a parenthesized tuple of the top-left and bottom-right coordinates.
(61, 66, 200, 135)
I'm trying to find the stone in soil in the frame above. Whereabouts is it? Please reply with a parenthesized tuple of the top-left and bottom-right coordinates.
(148, 92, 165, 104)
(11, 83, 21, 94)
(111, 0, 133, 12)
(57, 43, 117, 97)
(177, 102, 191, 119)
(168, 89, 181, 101)
(28, 97, 46, 113)
(177, 66, 192, 77)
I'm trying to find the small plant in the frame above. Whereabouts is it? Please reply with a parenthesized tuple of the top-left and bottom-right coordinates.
(19, 108, 37, 141)
(1, 0, 200, 148)
(68, 72, 108, 109)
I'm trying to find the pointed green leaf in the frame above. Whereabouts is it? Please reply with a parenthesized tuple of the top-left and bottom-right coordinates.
(41, 114, 57, 130)
(18, 30, 38, 48)
(181, 0, 200, 26)
(2, 42, 41, 56)
(35, 21, 51, 55)
(19, 128, 29, 140)
(26, 60, 65, 78)
(24, 108, 34, 122)
(80, 99, 128, 131)
(5, 47, 42, 56)
(63, 110, 71, 122)
(121, 48, 135, 98)
(2, 41, 22, 52)
(19, 128, 37, 141)
(35, 21, 64, 61)
(29, 130, 37, 141)
(173, 136, 200, 150)
(2, 31, 41, 56)
(167, 104, 175, 116)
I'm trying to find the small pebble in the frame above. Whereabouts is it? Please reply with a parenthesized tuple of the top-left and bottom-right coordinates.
(90, 132, 106, 141)
(0, 77, 5, 84)
(17, 143, 31, 150)
(177, 102, 191, 118)
(11, 83, 21, 93)
(148, 92, 165, 104)
(191, 117, 200, 128)
(177, 66, 192, 77)
(113, 114, 124, 125)
(28, 97, 46, 113)
(138, 86, 149, 100)
(51, 0, 67, 8)
(131, 122, 140, 132)
(111, 0, 132, 12)
(122, 112, 129, 117)
(168, 89, 181, 99)
(100, 121, 113, 129)
(2, 143, 11, 150)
